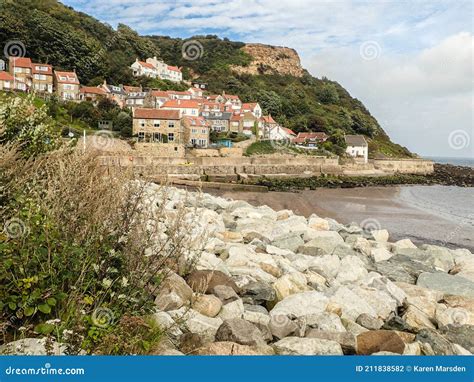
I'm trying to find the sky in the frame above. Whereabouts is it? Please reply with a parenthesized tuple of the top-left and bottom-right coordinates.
(63, 0, 473, 158)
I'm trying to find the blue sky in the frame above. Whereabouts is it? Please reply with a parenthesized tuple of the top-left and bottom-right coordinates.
(63, 0, 473, 158)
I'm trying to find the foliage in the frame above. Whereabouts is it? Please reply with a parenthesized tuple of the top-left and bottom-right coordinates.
(0, 94, 60, 156)
(0, 148, 202, 352)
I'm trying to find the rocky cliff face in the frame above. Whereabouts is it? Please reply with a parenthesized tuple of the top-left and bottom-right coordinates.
(232, 43, 305, 77)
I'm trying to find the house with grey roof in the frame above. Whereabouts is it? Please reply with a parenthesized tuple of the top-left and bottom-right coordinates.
(345, 134, 368, 163)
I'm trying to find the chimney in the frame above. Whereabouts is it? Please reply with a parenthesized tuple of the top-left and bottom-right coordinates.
(177, 99, 181, 105)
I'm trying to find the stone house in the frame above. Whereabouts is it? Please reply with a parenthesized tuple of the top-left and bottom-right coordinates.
(204, 111, 232, 132)
(79, 86, 107, 103)
(133, 108, 183, 145)
(54, 70, 80, 101)
(182, 116, 210, 148)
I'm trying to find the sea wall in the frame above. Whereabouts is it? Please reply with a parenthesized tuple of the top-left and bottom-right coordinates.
(98, 154, 434, 179)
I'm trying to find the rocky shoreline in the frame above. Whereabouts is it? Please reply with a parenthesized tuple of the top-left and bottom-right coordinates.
(3, 185, 474, 356)
(250, 164, 473, 191)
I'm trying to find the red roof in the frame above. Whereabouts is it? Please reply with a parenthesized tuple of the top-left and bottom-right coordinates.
(224, 94, 240, 100)
(162, 100, 200, 109)
(151, 90, 169, 98)
(134, 108, 180, 120)
(0, 71, 14, 81)
(9, 57, 32, 68)
(167, 90, 191, 96)
(183, 116, 208, 127)
(262, 115, 276, 124)
(32, 63, 53, 75)
(283, 128, 296, 136)
(80, 86, 106, 95)
(54, 71, 79, 84)
(293, 132, 328, 143)
(167, 65, 181, 72)
(138, 61, 156, 69)
(230, 114, 243, 122)
(242, 102, 258, 109)
(123, 85, 142, 93)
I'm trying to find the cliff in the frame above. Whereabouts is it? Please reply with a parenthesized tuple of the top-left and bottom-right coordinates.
(231, 43, 305, 77)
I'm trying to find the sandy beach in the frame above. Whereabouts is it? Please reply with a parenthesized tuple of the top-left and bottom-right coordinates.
(209, 186, 474, 251)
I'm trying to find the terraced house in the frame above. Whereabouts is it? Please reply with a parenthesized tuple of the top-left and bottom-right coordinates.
(31, 63, 53, 93)
(133, 108, 182, 145)
(8, 57, 31, 91)
(182, 116, 210, 148)
(54, 70, 80, 101)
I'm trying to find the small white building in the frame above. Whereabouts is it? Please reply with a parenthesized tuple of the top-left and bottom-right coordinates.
(269, 126, 296, 141)
(345, 135, 368, 163)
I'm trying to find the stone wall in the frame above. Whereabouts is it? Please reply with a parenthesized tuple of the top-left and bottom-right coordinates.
(372, 159, 434, 174)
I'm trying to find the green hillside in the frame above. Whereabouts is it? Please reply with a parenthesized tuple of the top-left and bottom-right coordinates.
(0, 0, 413, 158)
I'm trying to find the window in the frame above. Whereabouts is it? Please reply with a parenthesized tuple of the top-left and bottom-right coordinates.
(60, 76, 67, 81)
(14, 67, 22, 73)
(168, 121, 175, 128)
(192, 129, 197, 133)
(138, 132, 145, 142)
(153, 120, 160, 128)
(168, 133, 174, 142)
(139, 119, 145, 128)
(153, 133, 161, 142)
(191, 138, 197, 145)
(202, 129, 207, 134)
(199, 139, 207, 146)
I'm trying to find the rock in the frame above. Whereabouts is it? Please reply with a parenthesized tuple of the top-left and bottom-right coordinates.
(395, 282, 443, 319)
(273, 272, 310, 301)
(308, 216, 330, 231)
(186, 270, 240, 294)
(215, 318, 265, 346)
(154, 272, 193, 311)
(244, 304, 269, 315)
(403, 342, 422, 355)
(382, 316, 415, 333)
(270, 291, 328, 318)
(396, 247, 454, 272)
(371, 229, 389, 243)
(298, 312, 346, 333)
(342, 318, 369, 336)
(299, 232, 345, 255)
(435, 295, 474, 326)
(179, 333, 205, 354)
(240, 281, 276, 305)
(217, 299, 245, 320)
(417, 272, 474, 298)
(274, 337, 343, 355)
(346, 236, 372, 257)
(222, 231, 244, 243)
(168, 308, 223, 342)
(268, 315, 299, 339)
(306, 330, 356, 354)
(212, 285, 240, 304)
(356, 330, 406, 355)
(0, 338, 67, 355)
(193, 294, 222, 318)
(415, 329, 456, 355)
(193, 341, 259, 355)
(371, 247, 393, 262)
(403, 306, 436, 330)
(272, 233, 304, 252)
(376, 254, 436, 284)
(393, 239, 417, 249)
(356, 314, 384, 330)
(335, 256, 368, 284)
(438, 325, 474, 353)
(152, 311, 183, 340)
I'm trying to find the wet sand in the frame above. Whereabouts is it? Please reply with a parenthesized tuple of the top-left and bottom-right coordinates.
(209, 186, 474, 252)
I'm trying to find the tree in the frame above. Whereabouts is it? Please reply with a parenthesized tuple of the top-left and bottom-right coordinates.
(0, 94, 60, 156)
(319, 84, 340, 105)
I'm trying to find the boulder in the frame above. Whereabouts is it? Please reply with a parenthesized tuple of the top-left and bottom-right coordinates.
(438, 325, 474, 353)
(356, 330, 406, 355)
(393, 239, 417, 249)
(371, 247, 393, 263)
(356, 314, 383, 330)
(212, 285, 240, 304)
(154, 272, 193, 311)
(417, 272, 474, 299)
(273, 272, 310, 301)
(271, 234, 305, 252)
(240, 281, 276, 305)
(215, 318, 265, 346)
(193, 341, 259, 355)
(273, 337, 343, 355)
(152, 311, 183, 339)
(396, 247, 454, 272)
(298, 312, 346, 333)
(186, 270, 240, 294)
(335, 256, 368, 284)
(217, 299, 245, 320)
(375, 255, 436, 284)
(305, 330, 356, 354)
(168, 308, 223, 342)
(268, 315, 299, 339)
(395, 282, 443, 318)
(415, 329, 456, 355)
(403, 306, 436, 330)
(346, 236, 372, 257)
(371, 229, 389, 243)
(342, 318, 369, 336)
(308, 216, 330, 231)
(435, 295, 474, 326)
(193, 294, 222, 318)
(0, 338, 67, 355)
(270, 291, 328, 318)
(298, 232, 345, 255)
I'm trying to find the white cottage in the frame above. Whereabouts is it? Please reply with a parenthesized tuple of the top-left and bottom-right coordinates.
(345, 135, 368, 163)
